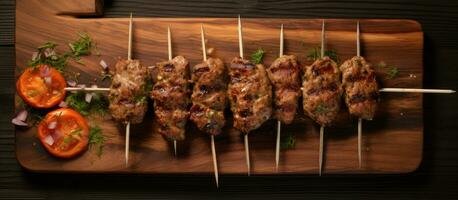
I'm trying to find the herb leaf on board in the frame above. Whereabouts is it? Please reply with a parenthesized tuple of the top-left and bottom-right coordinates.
(251, 48, 265, 64)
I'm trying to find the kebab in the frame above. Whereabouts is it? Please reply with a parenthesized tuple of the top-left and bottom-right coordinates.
(189, 24, 226, 187)
(227, 16, 273, 175)
(150, 26, 190, 156)
(267, 24, 301, 171)
(302, 20, 343, 176)
(341, 21, 455, 168)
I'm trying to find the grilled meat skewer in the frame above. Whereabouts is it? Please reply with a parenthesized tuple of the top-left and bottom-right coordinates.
(109, 59, 149, 124)
(268, 55, 301, 124)
(190, 57, 227, 136)
(340, 56, 379, 120)
(151, 56, 191, 141)
(228, 57, 272, 134)
(302, 56, 343, 127)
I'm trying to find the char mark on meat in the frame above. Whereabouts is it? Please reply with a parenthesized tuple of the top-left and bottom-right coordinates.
(150, 56, 190, 141)
(190, 57, 227, 136)
(109, 59, 150, 124)
(227, 57, 272, 133)
(340, 56, 379, 120)
(267, 55, 301, 124)
(302, 56, 343, 126)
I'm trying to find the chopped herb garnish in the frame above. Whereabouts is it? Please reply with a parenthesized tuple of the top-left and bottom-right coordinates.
(315, 103, 331, 114)
(28, 42, 70, 72)
(69, 32, 94, 60)
(135, 96, 147, 104)
(71, 128, 82, 136)
(377, 61, 399, 79)
(306, 47, 339, 63)
(65, 92, 109, 116)
(281, 134, 296, 149)
(27, 32, 98, 71)
(63, 136, 75, 144)
(251, 48, 265, 64)
(89, 126, 107, 157)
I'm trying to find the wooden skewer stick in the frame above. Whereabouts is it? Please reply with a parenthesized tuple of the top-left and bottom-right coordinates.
(319, 126, 324, 176)
(238, 15, 251, 176)
(275, 24, 284, 172)
(167, 25, 177, 157)
(379, 88, 456, 93)
(211, 135, 219, 188)
(357, 20, 363, 169)
(319, 19, 325, 176)
(201, 24, 219, 188)
(201, 24, 207, 61)
(125, 121, 130, 167)
(125, 13, 133, 167)
(65, 87, 110, 92)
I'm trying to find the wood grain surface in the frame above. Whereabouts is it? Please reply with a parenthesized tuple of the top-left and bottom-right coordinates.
(14, 0, 423, 174)
(2, 0, 458, 199)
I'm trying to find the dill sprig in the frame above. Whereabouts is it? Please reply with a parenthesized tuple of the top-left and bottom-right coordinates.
(28, 32, 97, 71)
(88, 126, 108, 157)
(28, 42, 70, 72)
(68, 32, 94, 65)
(306, 47, 339, 63)
(65, 92, 109, 116)
(377, 61, 399, 79)
(251, 48, 265, 64)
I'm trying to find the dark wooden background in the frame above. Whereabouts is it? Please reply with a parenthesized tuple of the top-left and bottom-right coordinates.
(1, 0, 458, 199)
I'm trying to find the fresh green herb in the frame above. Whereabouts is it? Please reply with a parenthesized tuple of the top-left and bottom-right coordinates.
(63, 136, 75, 144)
(71, 128, 82, 136)
(315, 103, 331, 114)
(251, 48, 265, 64)
(28, 42, 70, 72)
(135, 96, 147, 104)
(28, 32, 98, 71)
(89, 126, 108, 157)
(306, 47, 339, 63)
(65, 92, 109, 116)
(69, 32, 93, 59)
(281, 134, 296, 149)
(377, 61, 399, 79)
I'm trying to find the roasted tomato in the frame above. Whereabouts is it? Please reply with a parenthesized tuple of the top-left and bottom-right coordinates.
(37, 108, 90, 158)
(16, 65, 66, 108)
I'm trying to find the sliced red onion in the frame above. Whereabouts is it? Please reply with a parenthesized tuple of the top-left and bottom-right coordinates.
(12, 118, 28, 126)
(31, 52, 39, 60)
(85, 93, 93, 103)
(100, 59, 108, 70)
(77, 84, 86, 89)
(44, 48, 55, 58)
(12, 110, 28, 126)
(44, 135, 54, 146)
(47, 121, 57, 129)
(44, 77, 52, 85)
(58, 101, 68, 108)
(67, 80, 77, 87)
(16, 110, 28, 122)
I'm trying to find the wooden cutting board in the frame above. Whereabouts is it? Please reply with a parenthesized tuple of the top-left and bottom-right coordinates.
(14, 0, 423, 174)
